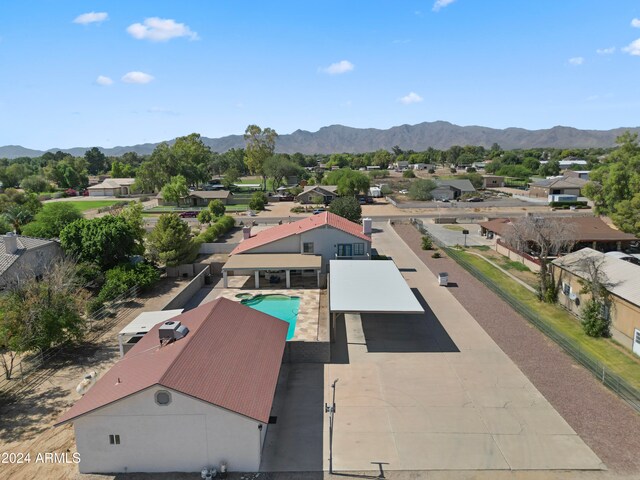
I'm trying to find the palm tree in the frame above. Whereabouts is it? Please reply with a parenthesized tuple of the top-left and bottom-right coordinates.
(3, 205, 33, 234)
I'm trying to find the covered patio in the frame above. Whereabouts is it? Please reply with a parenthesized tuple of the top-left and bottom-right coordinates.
(222, 253, 322, 288)
(328, 259, 424, 340)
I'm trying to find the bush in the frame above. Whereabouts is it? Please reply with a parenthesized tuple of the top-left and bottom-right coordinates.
(450, 168, 457, 174)
(369, 170, 388, 179)
(139, 195, 150, 202)
(197, 215, 235, 243)
(97, 263, 160, 304)
(408, 179, 437, 201)
(427, 168, 436, 174)
(290, 206, 305, 213)
(208, 199, 226, 217)
(249, 191, 267, 211)
(329, 196, 362, 223)
(197, 210, 213, 225)
(581, 299, 611, 337)
(549, 200, 588, 207)
(403, 170, 416, 178)
(432, 251, 442, 258)
(421, 235, 433, 250)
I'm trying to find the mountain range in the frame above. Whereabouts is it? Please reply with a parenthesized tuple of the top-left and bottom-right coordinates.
(2, 121, 638, 159)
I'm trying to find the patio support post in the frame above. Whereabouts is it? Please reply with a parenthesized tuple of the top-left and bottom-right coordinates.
(255, 270, 260, 288)
(223, 270, 228, 288)
(286, 270, 291, 288)
(317, 270, 320, 288)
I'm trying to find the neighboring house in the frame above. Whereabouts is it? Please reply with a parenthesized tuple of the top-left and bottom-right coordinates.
(228, 212, 371, 277)
(472, 162, 487, 170)
(479, 216, 637, 253)
(55, 298, 288, 474)
(482, 175, 505, 188)
(540, 158, 588, 169)
(394, 161, 409, 170)
(0, 233, 62, 290)
(411, 163, 435, 171)
(157, 190, 231, 207)
(296, 185, 338, 205)
(552, 248, 640, 354)
(528, 176, 588, 198)
(87, 178, 136, 197)
(564, 170, 591, 181)
(431, 179, 476, 200)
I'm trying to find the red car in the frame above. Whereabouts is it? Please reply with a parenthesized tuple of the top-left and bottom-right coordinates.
(65, 188, 78, 196)
(179, 211, 198, 218)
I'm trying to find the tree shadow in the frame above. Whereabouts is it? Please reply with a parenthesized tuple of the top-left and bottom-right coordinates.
(360, 289, 459, 353)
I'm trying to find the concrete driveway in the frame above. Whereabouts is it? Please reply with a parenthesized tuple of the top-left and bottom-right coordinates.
(321, 223, 603, 472)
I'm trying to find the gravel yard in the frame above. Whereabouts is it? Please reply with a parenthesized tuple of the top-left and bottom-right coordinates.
(394, 222, 640, 474)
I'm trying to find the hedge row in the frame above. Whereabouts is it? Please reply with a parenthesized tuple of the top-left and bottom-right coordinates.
(549, 201, 588, 207)
(197, 215, 235, 243)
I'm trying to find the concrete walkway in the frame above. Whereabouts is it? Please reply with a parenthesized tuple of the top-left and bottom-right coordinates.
(322, 222, 603, 472)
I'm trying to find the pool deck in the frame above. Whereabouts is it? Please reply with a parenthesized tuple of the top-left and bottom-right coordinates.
(214, 276, 321, 342)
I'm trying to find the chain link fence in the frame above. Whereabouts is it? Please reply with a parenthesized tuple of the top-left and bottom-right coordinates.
(411, 218, 640, 413)
(0, 285, 139, 404)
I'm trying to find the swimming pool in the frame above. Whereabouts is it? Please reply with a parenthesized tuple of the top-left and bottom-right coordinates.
(240, 294, 300, 340)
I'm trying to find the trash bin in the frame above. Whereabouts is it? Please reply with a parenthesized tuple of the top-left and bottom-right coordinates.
(204, 274, 213, 285)
(438, 272, 448, 286)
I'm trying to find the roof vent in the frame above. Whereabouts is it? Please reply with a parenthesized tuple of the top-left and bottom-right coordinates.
(159, 320, 182, 343)
(3, 232, 18, 254)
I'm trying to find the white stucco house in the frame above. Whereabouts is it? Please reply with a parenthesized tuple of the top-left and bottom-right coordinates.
(55, 298, 288, 474)
(222, 212, 372, 288)
(87, 178, 136, 196)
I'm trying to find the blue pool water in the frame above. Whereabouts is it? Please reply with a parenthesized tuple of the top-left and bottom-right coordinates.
(240, 294, 300, 340)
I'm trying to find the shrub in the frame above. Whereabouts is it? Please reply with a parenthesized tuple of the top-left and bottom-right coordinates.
(196, 215, 235, 243)
(97, 263, 160, 304)
(431, 251, 442, 258)
(249, 191, 267, 211)
(197, 210, 213, 225)
(450, 168, 457, 174)
(139, 195, 150, 202)
(549, 200, 588, 207)
(581, 299, 611, 337)
(427, 168, 436, 174)
(208, 199, 226, 217)
(290, 206, 305, 213)
(403, 170, 416, 178)
(421, 235, 433, 250)
(408, 179, 437, 201)
(329, 196, 362, 223)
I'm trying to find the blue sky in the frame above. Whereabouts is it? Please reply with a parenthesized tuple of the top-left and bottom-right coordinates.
(1, 0, 639, 150)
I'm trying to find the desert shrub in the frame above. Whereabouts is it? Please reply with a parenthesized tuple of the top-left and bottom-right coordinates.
(581, 299, 611, 338)
(197, 215, 235, 243)
(94, 262, 160, 308)
(249, 191, 267, 211)
(427, 168, 436, 174)
(421, 235, 433, 250)
(403, 170, 416, 178)
(432, 251, 442, 258)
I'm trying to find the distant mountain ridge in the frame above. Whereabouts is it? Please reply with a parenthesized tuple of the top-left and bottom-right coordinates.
(2, 121, 639, 159)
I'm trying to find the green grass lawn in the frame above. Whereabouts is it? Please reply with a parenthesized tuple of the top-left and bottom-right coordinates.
(451, 249, 640, 390)
(56, 200, 128, 212)
(500, 259, 531, 272)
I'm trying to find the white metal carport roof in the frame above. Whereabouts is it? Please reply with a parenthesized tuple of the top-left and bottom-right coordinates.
(118, 310, 184, 336)
(329, 260, 424, 314)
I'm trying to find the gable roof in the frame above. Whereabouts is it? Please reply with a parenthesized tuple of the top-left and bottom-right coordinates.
(231, 211, 370, 255)
(436, 179, 476, 192)
(187, 190, 231, 200)
(55, 298, 288, 425)
(87, 178, 135, 190)
(0, 235, 57, 277)
(553, 248, 640, 307)
(529, 176, 588, 189)
(299, 185, 338, 195)
(479, 216, 637, 242)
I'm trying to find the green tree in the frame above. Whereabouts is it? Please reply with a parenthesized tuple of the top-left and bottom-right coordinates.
(20, 175, 50, 193)
(263, 155, 303, 191)
(21, 202, 83, 238)
(403, 170, 416, 178)
(85, 147, 108, 175)
(611, 193, 640, 235)
(197, 210, 213, 225)
(0, 260, 88, 379)
(408, 179, 437, 201)
(329, 196, 362, 223)
(3, 204, 34, 234)
(222, 167, 240, 189)
(208, 199, 226, 217)
(244, 125, 278, 190)
(161, 175, 190, 206)
(249, 191, 267, 211)
(118, 202, 146, 252)
(457, 172, 484, 189)
(146, 213, 198, 266)
(60, 215, 139, 270)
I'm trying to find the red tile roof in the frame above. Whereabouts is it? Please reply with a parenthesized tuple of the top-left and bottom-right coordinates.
(231, 211, 370, 254)
(55, 298, 288, 425)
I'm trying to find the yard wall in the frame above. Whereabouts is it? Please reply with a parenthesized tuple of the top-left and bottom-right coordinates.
(162, 266, 210, 310)
(198, 242, 237, 254)
(495, 241, 541, 273)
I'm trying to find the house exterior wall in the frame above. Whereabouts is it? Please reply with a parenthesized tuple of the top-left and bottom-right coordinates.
(483, 176, 504, 188)
(297, 189, 336, 204)
(242, 226, 370, 272)
(89, 187, 120, 197)
(553, 267, 640, 350)
(431, 186, 455, 201)
(0, 243, 62, 289)
(72, 387, 263, 474)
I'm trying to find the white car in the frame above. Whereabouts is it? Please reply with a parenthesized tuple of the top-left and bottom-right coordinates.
(399, 189, 408, 194)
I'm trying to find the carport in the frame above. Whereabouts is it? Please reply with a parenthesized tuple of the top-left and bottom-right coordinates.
(222, 253, 322, 288)
(328, 260, 424, 340)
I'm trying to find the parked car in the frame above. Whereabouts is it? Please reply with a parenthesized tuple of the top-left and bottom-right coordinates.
(179, 211, 198, 218)
(65, 188, 78, 196)
(466, 197, 484, 202)
(312, 208, 326, 214)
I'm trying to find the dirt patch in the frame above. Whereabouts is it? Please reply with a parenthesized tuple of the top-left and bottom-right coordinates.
(394, 222, 640, 474)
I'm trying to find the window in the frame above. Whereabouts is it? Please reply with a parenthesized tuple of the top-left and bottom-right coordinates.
(155, 390, 172, 406)
(562, 283, 571, 296)
(353, 243, 365, 256)
(600, 303, 610, 320)
(109, 434, 120, 445)
(337, 244, 352, 257)
(303, 242, 314, 254)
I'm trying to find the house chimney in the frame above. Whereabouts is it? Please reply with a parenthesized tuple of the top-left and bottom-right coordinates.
(362, 218, 372, 236)
(3, 232, 18, 254)
(242, 225, 252, 240)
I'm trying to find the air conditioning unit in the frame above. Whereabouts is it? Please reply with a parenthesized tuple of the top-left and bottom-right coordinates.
(159, 321, 181, 341)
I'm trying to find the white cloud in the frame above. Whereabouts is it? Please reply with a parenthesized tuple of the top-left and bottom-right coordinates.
(320, 60, 354, 75)
(73, 12, 108, 25)
(96, 75, 113, 86)
(122, 71, 154, 84)
(433, 0, 456, 12)
(631, 18, 640, 28)
(568, 56, 584, 66)
(623, 38, 640, 56)
(127, 17, 199, 42)
(399, 92, 424, 105)
(596, 47, 615, 55)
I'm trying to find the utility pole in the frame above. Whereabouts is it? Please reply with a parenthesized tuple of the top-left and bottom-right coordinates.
(326, 378, 339, 474)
